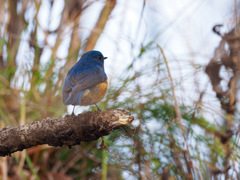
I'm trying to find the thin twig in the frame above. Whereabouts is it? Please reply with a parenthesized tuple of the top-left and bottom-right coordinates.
(157, 44, 186, 139)
(84, 0, 117, 52)
(158, 44, 193, 179)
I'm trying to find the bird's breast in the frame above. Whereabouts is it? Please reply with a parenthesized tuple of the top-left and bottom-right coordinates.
(80, 81, 108, 105)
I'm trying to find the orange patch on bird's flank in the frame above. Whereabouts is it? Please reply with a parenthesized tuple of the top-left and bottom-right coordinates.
(80, 81, 108, 106)
(99, 81, 108, 93)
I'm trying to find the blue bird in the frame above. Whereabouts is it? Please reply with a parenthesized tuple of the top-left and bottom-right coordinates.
(62, 50, 108, 114)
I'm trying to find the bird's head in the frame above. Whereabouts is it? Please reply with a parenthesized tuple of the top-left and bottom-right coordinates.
(82, 51, 107, 63)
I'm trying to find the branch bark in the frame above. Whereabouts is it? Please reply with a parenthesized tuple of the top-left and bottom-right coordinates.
(0, 109, 134, 157)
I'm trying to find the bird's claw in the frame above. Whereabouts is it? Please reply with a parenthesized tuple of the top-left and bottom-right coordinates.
(100, 137, 108, 151)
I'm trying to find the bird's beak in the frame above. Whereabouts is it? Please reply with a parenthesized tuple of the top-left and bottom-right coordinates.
(104, 57, 108, 60)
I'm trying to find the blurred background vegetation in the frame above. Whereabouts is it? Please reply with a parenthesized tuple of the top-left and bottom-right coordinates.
(0, 0, 240, 179)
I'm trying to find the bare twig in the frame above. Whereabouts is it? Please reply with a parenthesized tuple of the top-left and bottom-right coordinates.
(158, 45, 193, 179)
(84, 0, 117, 52)
(157, 45, 186, 139)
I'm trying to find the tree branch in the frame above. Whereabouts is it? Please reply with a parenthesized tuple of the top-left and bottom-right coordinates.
(84, 0, 116, 52)
(0, 109, 134, 157)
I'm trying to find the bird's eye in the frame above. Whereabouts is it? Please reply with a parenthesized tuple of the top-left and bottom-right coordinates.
(97, 55, 102, 59)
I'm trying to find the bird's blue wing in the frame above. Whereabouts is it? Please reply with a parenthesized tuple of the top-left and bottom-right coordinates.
(62, 65, 107, 105)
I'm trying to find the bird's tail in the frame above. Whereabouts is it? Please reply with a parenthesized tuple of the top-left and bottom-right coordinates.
(63, 90, 84, 106)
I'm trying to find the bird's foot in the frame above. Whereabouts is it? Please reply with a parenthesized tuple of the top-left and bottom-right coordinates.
(95, 104, 102, 112)
(71, 106, 76, 116)
(71, 112, 76, 121)
(64, 113, 75, 118)
(100, 137, 108, 151)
